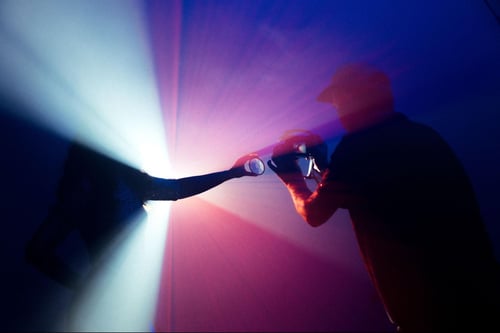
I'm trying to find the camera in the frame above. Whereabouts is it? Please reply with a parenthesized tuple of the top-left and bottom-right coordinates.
(269, 129, 328, 183)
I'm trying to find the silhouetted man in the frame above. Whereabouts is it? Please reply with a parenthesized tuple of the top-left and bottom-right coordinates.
(26, 141, 261, 290)
(268, 63, 500, 332)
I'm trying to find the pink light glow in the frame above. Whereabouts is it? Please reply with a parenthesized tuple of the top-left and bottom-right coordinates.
(154, 198, 392, 331)
(1, 0, 499, 331)
(146, 1, 395, 331)
(147, 1, 351, 178)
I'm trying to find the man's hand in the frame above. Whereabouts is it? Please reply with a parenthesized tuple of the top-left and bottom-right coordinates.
(230, 153, 263, 177)
(267, 140, 304, 185)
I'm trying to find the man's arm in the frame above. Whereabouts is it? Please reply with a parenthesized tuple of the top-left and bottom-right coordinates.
(147, 154, 260, 201)
(274, 170, 341, 227)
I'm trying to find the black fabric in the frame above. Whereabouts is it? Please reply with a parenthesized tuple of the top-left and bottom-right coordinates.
(51, 142, 151, 259)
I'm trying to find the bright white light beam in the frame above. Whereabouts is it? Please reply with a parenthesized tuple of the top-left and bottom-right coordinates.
(68, 202, 171, 332)
(0, 0, 173, 330)
(0, 0, 171, 177)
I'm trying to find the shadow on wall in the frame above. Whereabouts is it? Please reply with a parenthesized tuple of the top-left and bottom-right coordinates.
(0, 102, 73, 331)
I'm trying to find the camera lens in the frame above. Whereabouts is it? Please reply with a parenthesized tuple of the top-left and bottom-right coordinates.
(245, 157, 265, 175)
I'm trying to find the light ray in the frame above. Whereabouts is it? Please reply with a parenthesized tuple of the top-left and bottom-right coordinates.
(68, 202, 171, 332)
(0, 0, 170, 176)
(0, 1, 173, 330)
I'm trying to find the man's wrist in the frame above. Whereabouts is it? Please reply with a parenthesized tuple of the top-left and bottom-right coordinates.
(278, 172, 304, 185)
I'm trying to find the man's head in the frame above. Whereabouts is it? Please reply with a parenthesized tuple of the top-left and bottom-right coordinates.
(317, 63, 394, 133)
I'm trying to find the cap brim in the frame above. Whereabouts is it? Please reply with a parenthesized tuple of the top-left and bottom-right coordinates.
(316, 84, 336, 103)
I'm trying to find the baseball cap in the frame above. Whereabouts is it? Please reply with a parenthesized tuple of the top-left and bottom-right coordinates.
(317, 63, 391, 103)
